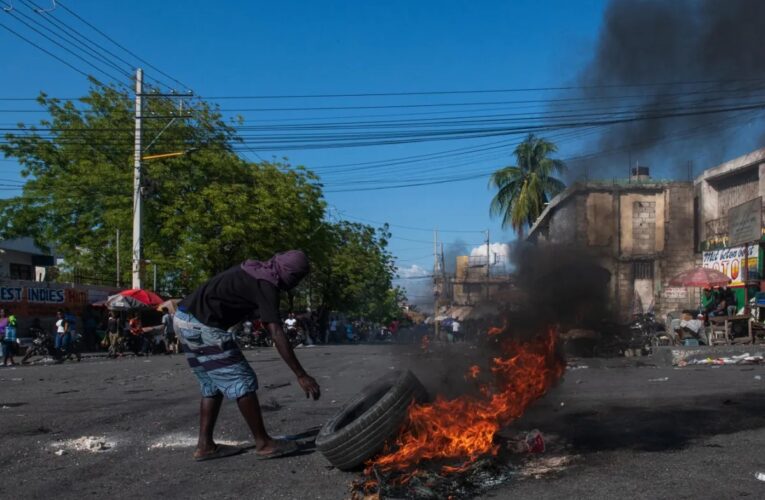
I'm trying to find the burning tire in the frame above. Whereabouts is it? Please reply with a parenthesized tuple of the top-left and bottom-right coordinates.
(316, 370, 428, 470)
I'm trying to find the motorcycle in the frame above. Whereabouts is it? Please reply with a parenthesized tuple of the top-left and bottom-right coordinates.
(625, 312, 666, 355)
(285, 326, 305, 348)
(21, 330, 54, 364)
(235, 321, 273, 349)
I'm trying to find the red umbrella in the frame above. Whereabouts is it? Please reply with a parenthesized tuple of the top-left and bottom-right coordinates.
(106, 289, 164, 311)
(668, 267, 731, 288)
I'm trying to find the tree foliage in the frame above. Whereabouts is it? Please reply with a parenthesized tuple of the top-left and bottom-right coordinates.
(0, 81, 401, 321)
(489, 134, 566, 236)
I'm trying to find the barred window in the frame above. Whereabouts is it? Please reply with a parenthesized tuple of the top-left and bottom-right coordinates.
(633, 261, 654, 280)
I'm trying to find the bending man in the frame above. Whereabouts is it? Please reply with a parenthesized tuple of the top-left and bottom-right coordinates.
(175, 250, 320, 461)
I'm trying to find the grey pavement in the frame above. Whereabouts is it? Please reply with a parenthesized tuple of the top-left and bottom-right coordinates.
(0, 345, 763, 499)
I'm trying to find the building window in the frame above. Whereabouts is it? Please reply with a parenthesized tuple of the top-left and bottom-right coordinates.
(9, 263, 33, 280)
(633, 261, 654, 280)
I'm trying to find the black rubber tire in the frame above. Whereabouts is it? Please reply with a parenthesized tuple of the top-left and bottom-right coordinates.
(315, 370, 428, 470)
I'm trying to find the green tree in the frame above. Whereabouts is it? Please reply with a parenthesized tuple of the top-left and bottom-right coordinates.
(0, 81, 326, 294)
(0, 81, 402, 325)
(489, 134, 566, 237)
(298, 221, 404, 324)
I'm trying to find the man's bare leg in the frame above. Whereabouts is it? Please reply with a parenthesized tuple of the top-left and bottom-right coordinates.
(195, 394, 223, 457)
(236, 392, 278, 454)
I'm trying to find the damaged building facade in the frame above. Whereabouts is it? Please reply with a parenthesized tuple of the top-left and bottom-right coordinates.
(528, 147, 765, 322)
(695, 147, 765, 307)
(527, 169, 696, 322)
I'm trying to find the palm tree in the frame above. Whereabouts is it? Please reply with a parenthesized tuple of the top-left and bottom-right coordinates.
(489, 134, 566, 237)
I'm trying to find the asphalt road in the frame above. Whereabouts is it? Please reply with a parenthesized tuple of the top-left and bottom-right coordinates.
(1, 344, 764, 500)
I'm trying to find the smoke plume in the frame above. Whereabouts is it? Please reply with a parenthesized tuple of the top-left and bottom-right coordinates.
(567, 0, 765, 178)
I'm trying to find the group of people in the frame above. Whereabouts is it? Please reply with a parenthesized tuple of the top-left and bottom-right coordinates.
(671, 286, 740, 345)
(701, 285, 738, 318)
(101, 308, 177, 358)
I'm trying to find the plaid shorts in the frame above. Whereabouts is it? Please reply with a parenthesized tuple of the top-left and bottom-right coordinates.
(174, 310, 258, 399)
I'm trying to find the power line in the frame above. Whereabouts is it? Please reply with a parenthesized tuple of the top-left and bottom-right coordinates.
(2, 4, 129, 85)
(56, 0, 191, 91)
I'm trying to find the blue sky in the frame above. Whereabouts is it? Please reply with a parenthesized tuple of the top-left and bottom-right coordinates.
(1, 0, 609, 297)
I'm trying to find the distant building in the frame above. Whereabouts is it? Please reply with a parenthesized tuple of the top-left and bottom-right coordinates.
(527, 168, 697, 321)
(0, 237, 56, 282)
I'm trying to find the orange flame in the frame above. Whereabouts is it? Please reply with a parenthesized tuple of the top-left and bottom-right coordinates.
(365, 328, 563, 481)
(466, 365, 480, 380)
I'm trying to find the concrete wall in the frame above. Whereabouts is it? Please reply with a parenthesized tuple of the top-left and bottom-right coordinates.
(586, 192, 615, 247)
(619, 192, 666, 256)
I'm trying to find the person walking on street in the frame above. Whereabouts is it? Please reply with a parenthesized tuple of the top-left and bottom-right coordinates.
(175, 250, 321, 461)
(106, 311, 121, 357)
(161, 307, 176, 354)
(3, 312, 17, 366)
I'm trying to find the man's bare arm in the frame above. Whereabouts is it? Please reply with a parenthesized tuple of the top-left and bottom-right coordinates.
(268, 323, 320, 399)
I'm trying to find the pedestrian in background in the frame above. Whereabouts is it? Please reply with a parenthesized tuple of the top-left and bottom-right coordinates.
(106, 311, 121, 358)
(161, 307, 176, 354)
(0, 308, 8, 362)
(3, 311, 17, 366)
(54, 310, 71, 357)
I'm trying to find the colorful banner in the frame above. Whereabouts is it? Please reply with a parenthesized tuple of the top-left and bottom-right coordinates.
(702, 243, 759, 286)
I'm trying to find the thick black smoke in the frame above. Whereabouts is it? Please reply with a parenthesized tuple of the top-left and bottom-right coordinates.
(568, 0, 765, 178)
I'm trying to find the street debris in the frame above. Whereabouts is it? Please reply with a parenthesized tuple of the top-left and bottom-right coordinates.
(567, 363, 589, 370)
(755, 375, 762, 381)
(148, 432, 247, 451)
(755, 472, 765, 482)
(677, 354, 764, 367)
(54, 449, 67, 456)
(648, 377, 669, 382)
(525, 430, 545, 453)
(518, 455, 578, 479)
(52, 436, 113, 453)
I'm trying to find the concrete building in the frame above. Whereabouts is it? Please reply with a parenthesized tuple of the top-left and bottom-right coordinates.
(695, 147, 765, 305)
(0, 237, 55, 282)
(527, 169, 697, 321)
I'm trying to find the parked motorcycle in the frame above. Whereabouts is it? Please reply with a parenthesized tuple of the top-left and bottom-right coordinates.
(21, 330, 81, 364)
(626, 312, 667, 355)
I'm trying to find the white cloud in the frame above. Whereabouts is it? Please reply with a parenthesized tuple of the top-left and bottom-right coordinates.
(396, 264, 429, 279)
(469, 242, 511, 266)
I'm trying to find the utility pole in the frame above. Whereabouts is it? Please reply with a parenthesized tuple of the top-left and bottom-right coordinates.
(433, 229, 440, 341)
(132, 68, 143, 289)
(485, 229, 490, 299)
(116, 228, 120, 287)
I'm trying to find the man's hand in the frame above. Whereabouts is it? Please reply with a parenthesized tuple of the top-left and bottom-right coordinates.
(297, 373, 321, 400)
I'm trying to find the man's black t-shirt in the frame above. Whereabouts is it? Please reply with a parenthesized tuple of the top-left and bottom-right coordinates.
(180, 266, 280, 329)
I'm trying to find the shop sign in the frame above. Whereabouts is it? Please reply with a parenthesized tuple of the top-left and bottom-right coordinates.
(702, 243, 759, 285)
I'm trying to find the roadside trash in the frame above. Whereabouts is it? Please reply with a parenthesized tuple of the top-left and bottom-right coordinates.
(525, 430, 545, 453)
(677, 354, 764, 367)
(567, 363, 588, 370)
(54, 449, 66, 456)
(755, 375, 762, 381)
(756, 472, 765, 481)
(519, 455, 578, 478)
(560, 402, 565, 407)
(648, 377, 669, 382)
